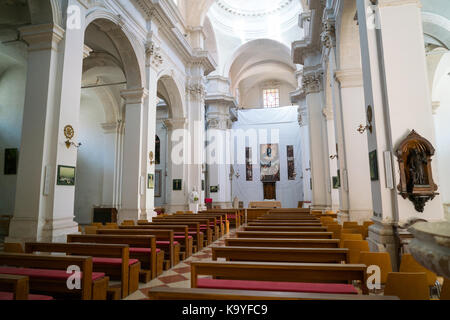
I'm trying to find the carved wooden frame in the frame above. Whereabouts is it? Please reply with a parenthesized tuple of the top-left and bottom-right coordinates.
(395, 130, 438, 212)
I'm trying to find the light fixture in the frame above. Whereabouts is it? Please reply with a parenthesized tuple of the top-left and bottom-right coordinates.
(64, 125, 81, 149)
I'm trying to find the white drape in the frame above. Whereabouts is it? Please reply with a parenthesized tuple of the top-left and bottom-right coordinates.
(231, 106, 304, 208)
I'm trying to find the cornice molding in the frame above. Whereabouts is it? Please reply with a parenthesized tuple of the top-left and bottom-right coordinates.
(19, 24, 65, 52)
(334, 68, 363, 88)
(377, 0, 422, 8)
(120, 88, 148, 104)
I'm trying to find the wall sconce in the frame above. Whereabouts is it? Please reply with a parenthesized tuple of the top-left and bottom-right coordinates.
(330, 154, 338, 160)
(357, 105, 373, 134)
(64, 125, 81, 149)
(149, 151, 155, 165)
(305, 168, 311, 172)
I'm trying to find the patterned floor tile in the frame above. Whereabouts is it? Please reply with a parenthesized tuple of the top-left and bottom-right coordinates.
(158, 274, 189, 284)
(172, 266, 192, 274)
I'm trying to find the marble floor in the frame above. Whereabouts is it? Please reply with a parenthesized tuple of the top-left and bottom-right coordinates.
(124, 227, 240, 300)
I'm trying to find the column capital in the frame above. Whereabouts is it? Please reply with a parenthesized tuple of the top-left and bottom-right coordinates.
(19, 24, 65, 52)
(164, 117, 188, 130)
(321, 20, 336, 49)
(377, 0, 422, 8)
(101, 122, 119, 134)
(121, 88, 148, 104)
(302, 70, 323, 94)
(83, 45, 93, 59)
(335, 68, 363, 88)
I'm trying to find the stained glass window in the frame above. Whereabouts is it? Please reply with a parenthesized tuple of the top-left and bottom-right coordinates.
(263, 88, 280, 108)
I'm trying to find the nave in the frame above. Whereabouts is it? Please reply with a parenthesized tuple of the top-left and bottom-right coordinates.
(1, 208, 448, 301)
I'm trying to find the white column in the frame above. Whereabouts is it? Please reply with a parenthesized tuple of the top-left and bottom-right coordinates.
(7, 12, 87, 243)
(334, 69, 374, 222)
(186, 76, 207, 210)
(298, 106, 312, 206)
(205, 101, 234, 209)
(357, 0, 444, 266)
(323, 108, 339, 211)
(119, 88, 148, 223)
(164, 118, 189, 213)
(303, 67, 329, 209)
(101, 122, 119, 206)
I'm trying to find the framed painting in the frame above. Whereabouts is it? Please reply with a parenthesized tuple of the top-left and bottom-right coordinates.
(148, 174, 154, 189)
(369, 150, 379, 181)
(154, 170, 162, 197)
(210, 186, 219, 193)
(260, 143, 280, 182)
(332, 176, 340, 189)
(4, 148, 18, 175)
(173, 179, 182, 191)
(57, 165, 76, 186)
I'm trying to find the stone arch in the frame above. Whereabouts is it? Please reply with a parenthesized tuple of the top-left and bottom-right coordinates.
(183, 0, 216, 27)
(84, 9, 145, 90)
(204, 16, 219, 66)
(157, 71, 186, 119)
(336, 0, 361, 70)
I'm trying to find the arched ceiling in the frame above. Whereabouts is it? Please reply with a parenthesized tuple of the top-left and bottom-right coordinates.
(208, 0, 301, 40)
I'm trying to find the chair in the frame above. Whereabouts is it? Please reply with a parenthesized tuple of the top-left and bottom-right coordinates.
(121, 220, 135, 226)
(91, 223, 103, 228)
(440, 279, 450, 300)
(343, 221, 359, 228)
(384, 272, 429, 300)
(326, 224, 342, 239)
(3, 243, 24, 253)
(342, 240, 369, 263)
(297, 201, 304, 208)
(359, 251, 392, 284)
(340, 233, 363, 247)
(399, 254, 437, 287)
(84, 226, 98, 235)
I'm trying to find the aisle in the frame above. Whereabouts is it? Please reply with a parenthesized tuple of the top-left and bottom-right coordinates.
(125, 227, 241, 300)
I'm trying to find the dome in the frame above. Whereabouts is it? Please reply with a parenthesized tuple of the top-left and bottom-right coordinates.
(208, 0, 302, 41)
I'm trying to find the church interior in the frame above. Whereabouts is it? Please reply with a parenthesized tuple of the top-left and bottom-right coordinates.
(0, 0, 449, 303)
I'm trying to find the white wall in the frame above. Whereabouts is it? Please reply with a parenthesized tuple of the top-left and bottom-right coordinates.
(433, 52, 450, 212)
(240, 80, 295, 109)
(74, 94, 107, 224)
(0, 65, 27, 215)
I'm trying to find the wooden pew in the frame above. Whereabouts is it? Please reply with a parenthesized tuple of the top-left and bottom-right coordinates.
(139, 221, 204, 252)
(0, 252, 109, 300)
(236, 231, 334, 239)
(148, 287, 399, 300)
(190, 261, 369, 294)
(96, 229, 178, 268)
(120, 225, 193, 258)
(24, 242, 140, 298)
(243, 226, 328, 232)
(0, 274, 56, 300)
(212, 246, 349, 263)
(248, 222, 323, 227)
(225, 238, 341, 248)
(153, 217, 213, 245)
(258, 216, 319, 221)
(268, 208, 311, 214)
(67, 234, 161, 282)
(168, 214, 223, 239)
(200, 209, 243, 229)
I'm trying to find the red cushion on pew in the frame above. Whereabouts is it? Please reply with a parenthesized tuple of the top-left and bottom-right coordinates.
(92, 257, 140, 266)
(227, 214, 236, 219)
(173, 236, 193, 240)
(197, 279, 358, 295)
(0, 292, 54, 300)
(129, 248, 161, 254)
(156, 241, 180, 245)
(0, 267, 105, 282)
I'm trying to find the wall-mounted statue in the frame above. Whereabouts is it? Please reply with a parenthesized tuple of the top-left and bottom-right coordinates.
(396, 130, 439, 212)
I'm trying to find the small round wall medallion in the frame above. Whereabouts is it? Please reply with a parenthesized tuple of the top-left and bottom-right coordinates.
(64, 125, 74, 139)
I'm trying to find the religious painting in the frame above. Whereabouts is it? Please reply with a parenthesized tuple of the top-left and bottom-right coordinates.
(173, 179, 182, 191)
(245, 147, 253, 181)
(369, 150, 379, 181)
(148, 174, 154, 189)
(57, 165, 76, 186)
(210, 185, 219, 193)
(260, 143, 280, 182)
(332, 176, 340, 189)
(287, 145, 295, 180)
(4, 148, 18, 175)
(202, 180, 205, 191)
(155, 135, 161, 165)
(154, 170, 162, 197)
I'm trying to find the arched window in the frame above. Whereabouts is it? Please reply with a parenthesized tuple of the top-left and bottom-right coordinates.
(155, 135, 161, 165)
